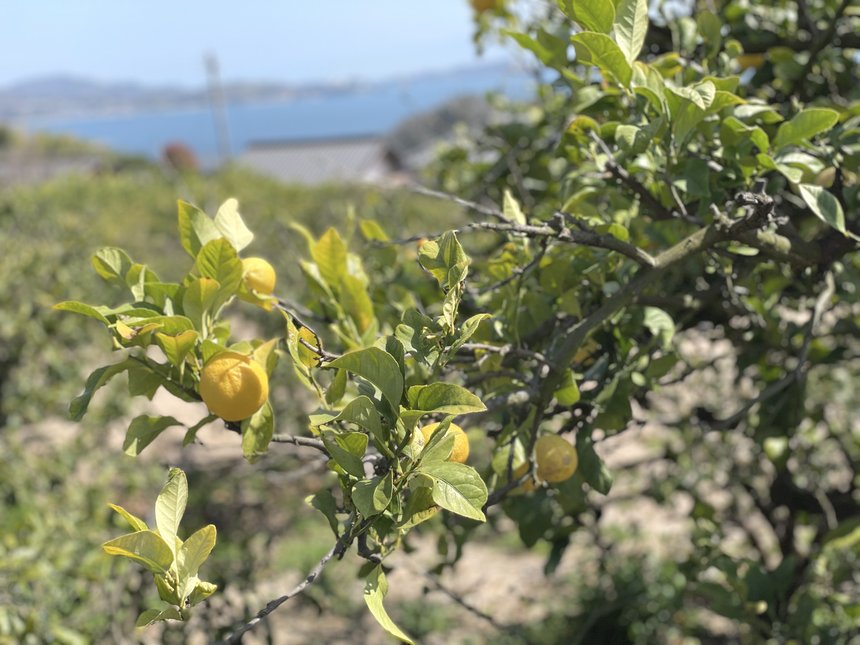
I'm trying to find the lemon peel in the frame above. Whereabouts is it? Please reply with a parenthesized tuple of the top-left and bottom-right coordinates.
(199, 351, 269, 421)
(242, 257, 276, 295)
(420, 422, 470, 464)
(535, 434, 578, 483)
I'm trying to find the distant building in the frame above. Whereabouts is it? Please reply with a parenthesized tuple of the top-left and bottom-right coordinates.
(237, 134, 405, 185)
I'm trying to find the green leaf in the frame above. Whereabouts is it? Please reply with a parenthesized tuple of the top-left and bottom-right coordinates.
(417, 461, 488, 522)
(798, 184, 846, 234)
(643, 307, 675, 349)
(406, 383, 486, 415)
(504, 30, 567, 68)
(182, 277, 222, 332)
(576, 432, 613, 494)
(108, 503, 148, 532)
(241, 401, 274, 463)
(53, 301, 111, 325)
(155, 468, 188, 556)
(312, 227, 348, 291)
(135, 606, 183, 627)
(340, 274, 375, 333)
(418, 231, 469, 289)
(554, 370, 581, 406)
(571, 32, 633, 87)
(757, 154, 803, 184)
(195, 238, 243, 301)
(613, 0, 649, 63)
(70, 358, 137, 421)
(327, 347, 404, 410)
(176, 524, 216, 586)
(102, 530, 174, 575)
(91, 247, 134, 287)
(307, 490, 340, 536)
(558, 0, 615, 33)
(187, 580, 218, 606)
(450, 313, 491, 354)
(123, 415, 181, 457)
(155, 330, 198, 368)
(364, 566, 415, 645)
(322, 430, 368, 478)
(177, 200, 220, 258)
(213, 198, 254, 252)
(774, 108, 839, 149)
(353, 472, 394, 518)
(311, 395, 385, 442)
(503, 189, 527, 225)
(127, 366, 163, 399)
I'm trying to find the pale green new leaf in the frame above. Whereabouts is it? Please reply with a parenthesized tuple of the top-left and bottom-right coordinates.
(102, 530, 174, 575)
(52, 301, 111, 325)
(213, 198, 254, 252)
(643, 307, 675, 349)
(176, 524, 217, 585)
(364, 566, 415, 645)
(558, 0, 615, 33)
(614, 0, 649, 63)
(774, 108, 839, 149)
(155, 468, 188, 556)
(177, 200, 220, 258)
(312, 227, 349, 292)
(108, 503, 148, 532)
(195, 238, 243, 300)
(571, 33, 632, 87)
(503, 189, 527, 225)
(798, 184, 846, 234)
(135, 606, 183, 627)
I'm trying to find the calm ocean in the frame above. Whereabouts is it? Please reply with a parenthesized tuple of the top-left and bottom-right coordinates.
(22, 67, 535, 166)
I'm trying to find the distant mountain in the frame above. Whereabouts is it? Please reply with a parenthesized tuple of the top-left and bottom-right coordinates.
(0, 61, 517, 121)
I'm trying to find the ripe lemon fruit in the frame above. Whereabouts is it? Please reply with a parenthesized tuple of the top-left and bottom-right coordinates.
(199, 351, 269, 421)
(535, 434, 578, 483)
(242, 257, 276, 295)
(420, 422, 470, 464)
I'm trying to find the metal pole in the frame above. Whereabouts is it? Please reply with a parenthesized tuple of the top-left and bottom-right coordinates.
(205, 54, 232, 165)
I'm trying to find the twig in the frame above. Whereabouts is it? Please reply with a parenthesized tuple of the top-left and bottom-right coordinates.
(419, 570, 509, 631)
(275, 300, 340, 362)
(384, 218, 656, 267)
(410, 183, 513, 223)
(459, 342, 549, 365)
(218, 516, 355, 644)
(270, 433, 327, 452)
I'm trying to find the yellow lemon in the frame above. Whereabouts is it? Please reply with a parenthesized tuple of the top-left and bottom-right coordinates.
(535, 434, 578, 483)
(199, 351, 269, 421)
(242, 257, 276, 295)
(420, 422, 470, 464)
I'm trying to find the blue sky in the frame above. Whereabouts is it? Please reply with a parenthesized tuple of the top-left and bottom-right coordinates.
(2, 0, 507, 87)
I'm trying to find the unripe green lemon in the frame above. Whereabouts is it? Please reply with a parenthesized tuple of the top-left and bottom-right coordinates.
(199, 351, 269, 421)
(535, 434, 578, 483)
(420, 422, 470, 464)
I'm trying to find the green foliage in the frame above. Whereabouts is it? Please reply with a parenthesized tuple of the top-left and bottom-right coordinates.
(103, 468, 217, 626)
(31, 0, 860, 642)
